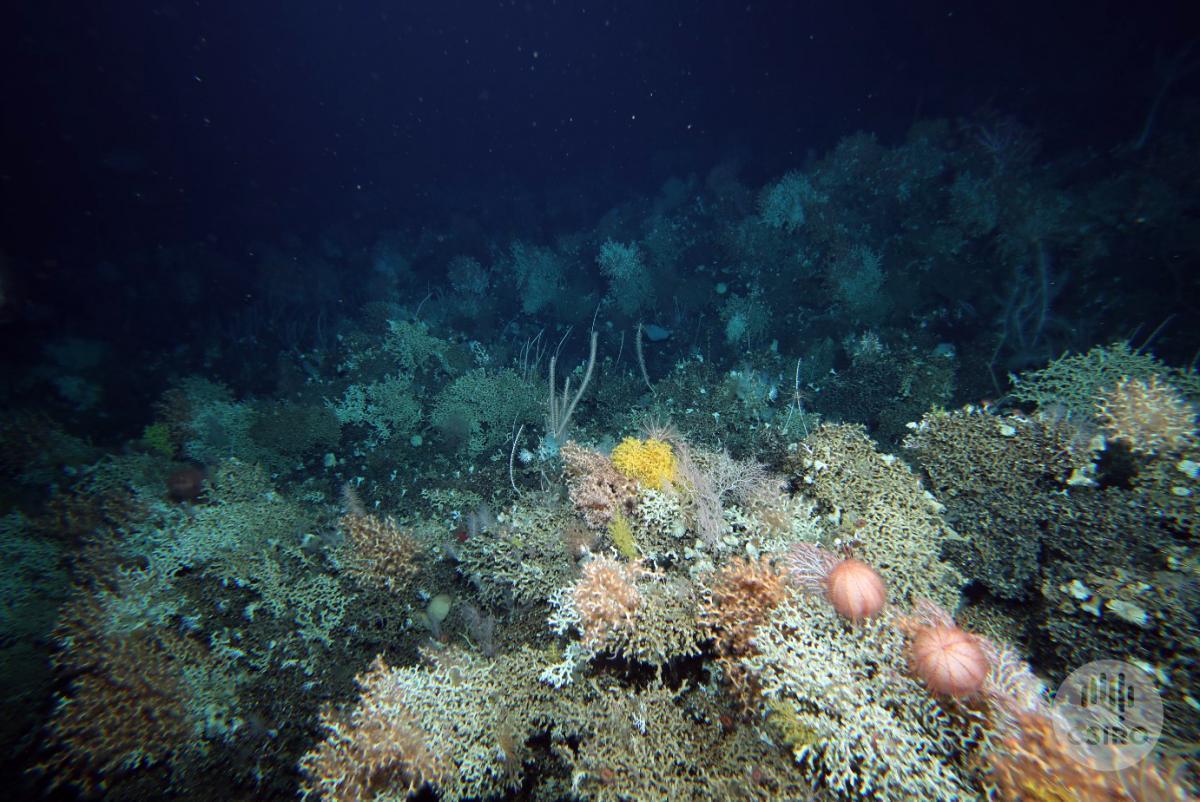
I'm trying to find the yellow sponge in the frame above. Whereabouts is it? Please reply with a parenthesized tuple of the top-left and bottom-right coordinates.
(611, 437, 676, 489)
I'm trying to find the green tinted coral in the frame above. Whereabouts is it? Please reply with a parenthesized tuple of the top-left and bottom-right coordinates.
(430, 368, 540, 455)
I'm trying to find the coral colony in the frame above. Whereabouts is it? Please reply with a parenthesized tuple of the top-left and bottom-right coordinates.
(2, 4, 1199, 801)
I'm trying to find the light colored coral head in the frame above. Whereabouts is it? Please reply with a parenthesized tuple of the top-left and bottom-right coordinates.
(1096, 374, 1196, 455)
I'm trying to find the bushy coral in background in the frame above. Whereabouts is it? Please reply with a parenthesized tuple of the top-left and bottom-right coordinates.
(1010, 341, 1200, 418)
(431, 368, 540, 455)
(380, 319, 448, 375)
(141, 421, 175, 457)
(597, 239, 654, 317)
(250, 401, 342, 461)
(758, 170, 826, 232)
(330, 374, 421, 447)
(509, 241, 567, 316)
(718, 291, 771, 347)
(445, 254, 491, 317)
(830, 244, 890, 324)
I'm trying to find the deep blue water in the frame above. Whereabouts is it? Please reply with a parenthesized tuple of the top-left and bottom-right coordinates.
(6, 2, 1196, 383)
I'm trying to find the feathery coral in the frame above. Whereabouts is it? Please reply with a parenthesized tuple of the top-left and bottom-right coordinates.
(1096, 374, 1196, 455)
(340, 511, 421, 592)
(300, 655, 449, 801)
(573, 554, 644, 647)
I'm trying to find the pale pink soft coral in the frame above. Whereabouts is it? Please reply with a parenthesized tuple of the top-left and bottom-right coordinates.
(785, 542, 887, 622)
(572, 554, 643, 647)
(560, 441, 638, 529)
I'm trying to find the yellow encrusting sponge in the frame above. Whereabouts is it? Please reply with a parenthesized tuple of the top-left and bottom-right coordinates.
(611, 437, 677, 489)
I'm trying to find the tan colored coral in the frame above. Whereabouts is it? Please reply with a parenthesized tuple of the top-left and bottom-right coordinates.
(1096, 374, 1196, 456)
(563, 680, 813, 802)
(902, 406, 1095, 601)
(340, 511, 421, 592)
(794, 423, 964, 610)
(606, 575, 704, 665)
(456, 498, 578, 607)
(302, 645, 809, 802)
(37, 559, 256, 794)
(40, 588, 206, 794)
(744, 592, 982, 799)
(700, 556, 789, 704)
(300, 655, 450, 802)
(41, 630, 194, 794)
(573, 554, 643, 648)
(560, 441, 638, 528)
(550, 559, 701, 665)
(1130, 440, 1200, 538)
(988, 710, 1197, 801)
